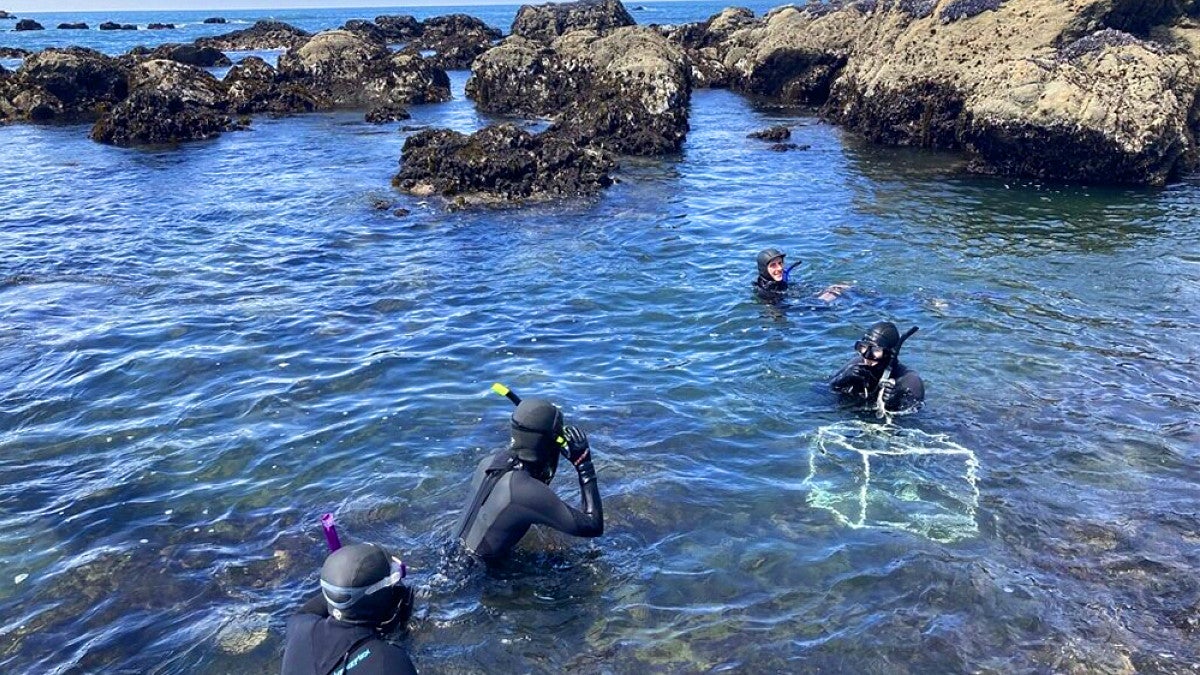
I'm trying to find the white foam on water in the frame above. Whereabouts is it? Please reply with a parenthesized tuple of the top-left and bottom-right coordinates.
(804, 421, 980, 543)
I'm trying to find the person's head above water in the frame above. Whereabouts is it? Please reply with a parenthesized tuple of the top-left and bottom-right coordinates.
(756, 248, 787, 283)
(320, 543, 414, 631)
(854, 321, 901, 369)
(510, 398, 564, 483)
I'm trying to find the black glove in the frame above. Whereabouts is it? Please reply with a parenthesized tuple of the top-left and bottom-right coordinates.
(563, 426, 591, 467)
(879, 378, 896, 406)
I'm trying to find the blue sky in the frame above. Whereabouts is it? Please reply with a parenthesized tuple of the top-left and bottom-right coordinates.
(4, 0, 521, 11)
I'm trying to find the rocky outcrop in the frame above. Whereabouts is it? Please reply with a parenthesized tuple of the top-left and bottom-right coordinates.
(224, 55, 324, 114)
(277, 30, 451, 107)
(57, 23, 89, 30)
(0, 48, 28, 58)
(203, 17, 226, 24)
(99, 22, 137, 31)
(714, 0, 1200, 185)
(511, 0, 636, 42)
(658, 7, 759, 87)
(90, 59, 239, 145)
(374, 15, 422, 41)
(224, 56, 324, 115)
(748, 124, 790, 140)
(342, 19, 388, 44)
(197, 20, 311, 51)
(147, 23, 176, 30)
(6, 48, 129, 121)
(15, 19, 42, 31)
(411, 14, 503, 69)
(0, 11, 14, 20)
(468, 26, 692, 155)
(131, 43, 232, 68)
(394, 123, 616, 205)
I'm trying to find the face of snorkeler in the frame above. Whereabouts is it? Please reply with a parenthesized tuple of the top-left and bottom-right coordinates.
(766, 257, 785, 282)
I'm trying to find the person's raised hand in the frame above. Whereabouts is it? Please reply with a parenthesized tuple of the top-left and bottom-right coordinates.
(564, 426, 591, 467)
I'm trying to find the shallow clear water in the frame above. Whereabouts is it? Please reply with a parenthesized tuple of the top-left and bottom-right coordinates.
(2, 4, 1200, 674)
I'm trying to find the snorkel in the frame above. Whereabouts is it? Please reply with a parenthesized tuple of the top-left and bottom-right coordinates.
(876, 326, 919, 418)
(783, 260, 802, 284)
(321, 513, 342, 552)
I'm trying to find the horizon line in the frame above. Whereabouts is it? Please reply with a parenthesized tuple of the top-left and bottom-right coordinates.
(4, 0, 703, 14)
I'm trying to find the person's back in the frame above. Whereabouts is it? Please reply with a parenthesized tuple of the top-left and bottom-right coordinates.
(455, 398, 603, 559)
(281, 543, 417, 675)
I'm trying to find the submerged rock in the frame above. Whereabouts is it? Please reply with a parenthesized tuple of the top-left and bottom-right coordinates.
(202, 17, 226, 24)
(197, 20, 311, 51)
(14, 19, 42, 31)
(57, 22, 89, 30)
(365, 103, 411, 123)
(90, 59, 238, 146)
(394, 123, 616, 205)
(511, 0, 636, 43)
(276, 29, 451, 107)
(468, 26, 691, 155)
(748, 124, 790, 141)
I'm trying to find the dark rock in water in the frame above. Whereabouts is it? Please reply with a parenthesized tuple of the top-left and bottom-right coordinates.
(365, 103, 411, 123)
(0, 11, 14, 20)
(198, 20, 311, 51)
(342, 19, 387, 44)
(399, 124, 426, 131)
(99, 22, 137, 31)
(203, 17, 226, 24)
(768, 142, 809, 151)
(91, 59, 238, 146)
(374, 14, 422, 41)
(135, 43, 232, 68)
(277, 30, 451, 107)
(748, 125, 790, 141)
(57, 23, 89, 30)
(468, 28, 691, 155)
(408, 14, 503, 70)
(370, 197, 392, 209)
(511, 0, 636, 43)
(224, 55, 324, 115)
(0, 47, 29, 58)
(147, 23, 176, 30)
(657, 7, 757, 88)
(392, 208, 410, 217)
(394, 124, 617, 205)
(15, 19, 43, 31)
(11, 47, 129, 121)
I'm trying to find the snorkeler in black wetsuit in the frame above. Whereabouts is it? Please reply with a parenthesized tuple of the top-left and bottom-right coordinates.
(454, 398, 603, 559)
(830, 321, 925, 413)
(281, 543, 417, 675)
(753, 248, 849, 303)
(753, 248, 790, 300)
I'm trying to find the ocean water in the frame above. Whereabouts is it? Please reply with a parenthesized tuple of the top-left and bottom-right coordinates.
(2, 3, 1199, 674)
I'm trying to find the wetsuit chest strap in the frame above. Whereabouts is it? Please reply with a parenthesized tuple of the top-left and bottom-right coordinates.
(455, 453, 518, 543)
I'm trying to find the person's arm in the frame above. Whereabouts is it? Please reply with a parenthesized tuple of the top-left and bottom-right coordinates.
(884, 370, 924, 412)
(830, 359, 873, 398)
(513, 428, 603, 538)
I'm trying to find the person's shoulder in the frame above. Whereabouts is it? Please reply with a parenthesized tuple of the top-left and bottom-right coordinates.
(364, 638, 417, 673)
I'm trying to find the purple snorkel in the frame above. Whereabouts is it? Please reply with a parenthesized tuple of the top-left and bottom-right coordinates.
(321, 513, 342, 552)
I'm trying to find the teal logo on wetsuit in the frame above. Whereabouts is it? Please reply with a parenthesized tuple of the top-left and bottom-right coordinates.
(332, 647, 371, 675)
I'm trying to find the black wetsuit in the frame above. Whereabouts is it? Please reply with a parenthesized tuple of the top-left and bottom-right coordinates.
(753, 275, 787, 301)
(281, 594, 417, 675)
(830, 357, 925, 413)
(454, 450, 603, 558)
